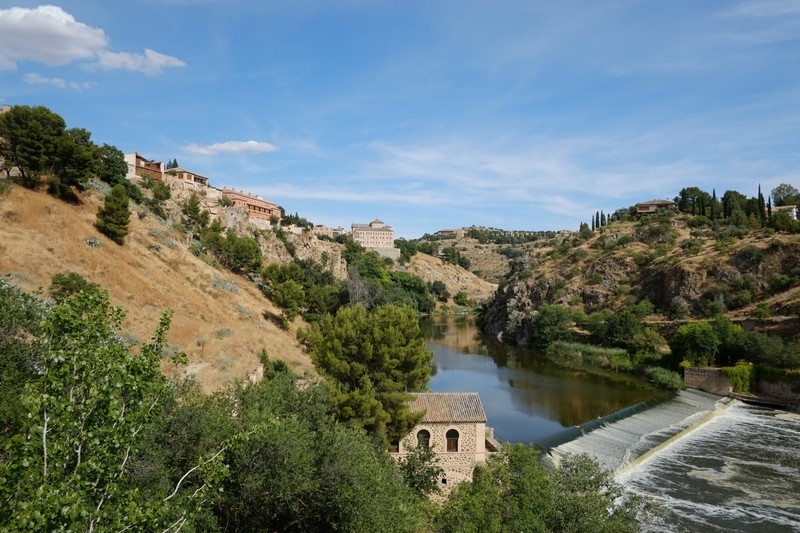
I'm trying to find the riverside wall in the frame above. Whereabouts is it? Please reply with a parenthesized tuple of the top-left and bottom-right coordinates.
(685, 367, 800, 411)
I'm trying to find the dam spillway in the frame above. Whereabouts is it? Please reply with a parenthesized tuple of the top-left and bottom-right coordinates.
(546, 390, 800, 532)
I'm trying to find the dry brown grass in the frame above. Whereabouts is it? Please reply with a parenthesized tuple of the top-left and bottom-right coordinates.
(0, 185, 314, 393)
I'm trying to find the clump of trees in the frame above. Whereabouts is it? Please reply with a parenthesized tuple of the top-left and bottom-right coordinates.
(437, 444, 646, 533)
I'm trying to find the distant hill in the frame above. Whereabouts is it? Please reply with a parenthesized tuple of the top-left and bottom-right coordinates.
(478, 210, 800, 344)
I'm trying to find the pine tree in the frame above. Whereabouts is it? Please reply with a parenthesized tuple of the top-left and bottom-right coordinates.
(96, 184, 130, 244)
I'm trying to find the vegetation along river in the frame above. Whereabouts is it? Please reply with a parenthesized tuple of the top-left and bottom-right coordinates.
(422, 315, 800, 532)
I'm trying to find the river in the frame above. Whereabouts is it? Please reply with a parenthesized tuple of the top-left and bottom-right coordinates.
(423, 315, 800, 532)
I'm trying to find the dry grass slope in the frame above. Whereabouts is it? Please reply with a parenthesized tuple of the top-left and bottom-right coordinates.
(0, 185, 314, 392)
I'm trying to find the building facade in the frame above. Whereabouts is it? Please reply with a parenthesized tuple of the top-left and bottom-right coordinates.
(635, 199, 675, 214)
(393, 393, 497, 496)
(167, 167, 209, 187)
(222, 188, 282, 226)
(351, 219, 395, 248)
(124, 152, 164, 181)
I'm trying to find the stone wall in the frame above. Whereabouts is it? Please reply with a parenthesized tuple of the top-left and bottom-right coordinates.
(684, 367, 732, 395)
(395, 421, 486, 496)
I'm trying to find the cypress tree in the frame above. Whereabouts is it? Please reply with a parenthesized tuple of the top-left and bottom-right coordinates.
(595, 211, 600, 230)
(600, 210, 606, 227)
(96, 184, 131, 244)
(758, 184, 767, 221)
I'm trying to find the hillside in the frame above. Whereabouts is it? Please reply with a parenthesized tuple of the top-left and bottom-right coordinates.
(0, 184, 314, 391)
(480, 210, 800, 344)
(404, 252, 497, 305)
(0, 183, 498, 391)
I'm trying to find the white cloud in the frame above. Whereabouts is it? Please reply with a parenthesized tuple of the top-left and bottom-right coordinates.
(0, 5, 106, 69)
(97, 49, 185, 75)
(24, 72, 93, 90)
(185, 140, 279, 155)
(0, 5, 185, 74)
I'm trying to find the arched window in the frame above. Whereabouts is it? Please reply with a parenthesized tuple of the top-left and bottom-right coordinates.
(446, 429, 459, 452)
(417, 429, 431, 449)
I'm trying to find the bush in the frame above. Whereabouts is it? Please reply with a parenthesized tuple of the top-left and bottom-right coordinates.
(720, 362, 755, 393)
(645, 367, 683, 391)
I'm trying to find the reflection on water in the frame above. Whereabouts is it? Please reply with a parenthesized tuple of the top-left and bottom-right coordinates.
(423, 316, 671, 443)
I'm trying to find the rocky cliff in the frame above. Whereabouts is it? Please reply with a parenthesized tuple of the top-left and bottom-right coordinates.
(481, 214, 800, 345)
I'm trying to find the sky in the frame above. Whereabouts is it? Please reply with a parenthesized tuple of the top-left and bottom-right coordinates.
(2, 1, 800, 238)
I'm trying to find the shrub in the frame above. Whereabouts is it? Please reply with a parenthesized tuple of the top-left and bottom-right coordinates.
(645, 367, 683, 391)
(721, 362, 755, 393)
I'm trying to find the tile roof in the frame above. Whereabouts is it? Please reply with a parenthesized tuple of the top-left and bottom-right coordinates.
(409, 393, 486, 423)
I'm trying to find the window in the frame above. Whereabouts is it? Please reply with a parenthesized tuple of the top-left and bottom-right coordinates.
(417, 429, 431, 449)
(446, 429, 459, 452)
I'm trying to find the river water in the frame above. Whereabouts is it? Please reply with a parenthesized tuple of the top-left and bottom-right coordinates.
(423, 316, 800, 532)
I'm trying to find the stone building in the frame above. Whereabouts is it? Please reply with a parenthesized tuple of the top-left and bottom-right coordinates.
(166, 166, 209, 187)
(222, 188, 282, 227)
(351, 219, 394, 248)
(393, 392, 498, 496)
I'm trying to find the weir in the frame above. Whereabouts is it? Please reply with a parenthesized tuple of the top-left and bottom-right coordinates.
(542, 389, 731, 473)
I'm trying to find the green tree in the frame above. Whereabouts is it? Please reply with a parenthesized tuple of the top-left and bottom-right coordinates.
(0, 290, 220, 531)
(438, 446, 643, 533)
(181, 191, 210, 235)
(96, 184, 131, 244)
(771, 183, 800, 206)
(220, 229, 262, 273)
(272, 279, 306, 322)
(305, 304, 433, 445)
(95, 143, 128, 185)
(530, 304, 576, 348)
(0, 105, 65, 186)
(49, 271, 101, 302)
(669, 322, 719, 367)
(50, 127, 98, 199)
(397, 444, 444, 498)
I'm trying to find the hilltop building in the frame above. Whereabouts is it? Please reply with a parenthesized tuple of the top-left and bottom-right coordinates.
(124, 152, 164, 181)
(351, 219, 400, 259)
(636, 199, 675, 214)
(772, 205, 798, 221)
(167, 166, 209, 187)
(391, 393, 499, 497)
(222, 188, 282, 227)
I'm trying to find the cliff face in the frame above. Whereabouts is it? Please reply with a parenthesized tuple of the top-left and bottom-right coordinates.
(481, 215, 800, 345)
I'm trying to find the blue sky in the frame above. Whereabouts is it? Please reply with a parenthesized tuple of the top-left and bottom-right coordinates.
(2, 1, 799, 238)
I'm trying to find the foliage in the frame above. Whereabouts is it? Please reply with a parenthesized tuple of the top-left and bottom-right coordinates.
(454, 291, 471, 307)
(0, 105, 66, 187)
(429, 279, 450, 302)
(0, 281, 45, 456)
(528, 304, 576, 348)
(181, 191, 210, 235)
(262, 259, 347, 321)
(304, 304, 433, 445)
(397, 444, 444, 498)
(96, 184, 131, 244)
(720, 362, 755, 393)
(49, 271, 101, 302)
(644, 367, 683, 391)
(395, 238, 419, 263)
(437, 445, 644, 533)
(546, 341, 633, 372)
(213, 373, 429, 532)
(771, 183, 800, 206)
(0, 289, 225, 531)
(668, 322, 719, 367)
